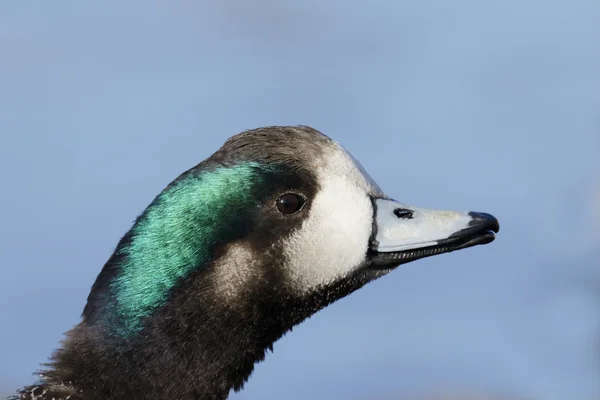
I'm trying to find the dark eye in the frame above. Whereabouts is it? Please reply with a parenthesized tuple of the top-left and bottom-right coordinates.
(276, 193, 306, 215)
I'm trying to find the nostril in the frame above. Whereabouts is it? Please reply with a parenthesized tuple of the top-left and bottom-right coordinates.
(393, 208, 413, 219)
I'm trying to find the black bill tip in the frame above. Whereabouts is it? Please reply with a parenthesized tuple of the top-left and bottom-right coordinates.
(468, 211, 500, 233)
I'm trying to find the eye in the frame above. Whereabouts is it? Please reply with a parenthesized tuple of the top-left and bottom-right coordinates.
(276, 193, 306, 215)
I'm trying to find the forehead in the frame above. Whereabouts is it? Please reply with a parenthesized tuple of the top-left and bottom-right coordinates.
(216, 126, 383, 196)
(313, 142, 384, 197)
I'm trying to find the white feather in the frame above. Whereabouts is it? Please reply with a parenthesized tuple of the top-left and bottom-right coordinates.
(283, 142, 381, 291)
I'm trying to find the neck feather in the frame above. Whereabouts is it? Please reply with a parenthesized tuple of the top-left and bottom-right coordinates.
(37, 263, 368, 400)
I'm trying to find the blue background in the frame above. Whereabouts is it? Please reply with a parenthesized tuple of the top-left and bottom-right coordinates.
(1, 2, 598, 399)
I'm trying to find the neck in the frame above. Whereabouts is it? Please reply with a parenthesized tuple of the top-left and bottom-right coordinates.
(35, 266, 367, 400)
(43, 269, 291, 400)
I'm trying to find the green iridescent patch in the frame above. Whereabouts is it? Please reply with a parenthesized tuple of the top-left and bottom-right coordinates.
(110, 162, 276, 335)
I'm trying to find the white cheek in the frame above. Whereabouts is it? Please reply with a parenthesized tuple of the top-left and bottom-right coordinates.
(283, 178, 373, 291)
(283, 147, 377, 291)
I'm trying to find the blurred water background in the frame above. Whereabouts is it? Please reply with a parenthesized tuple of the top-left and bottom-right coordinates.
(1, 2, 598, 399)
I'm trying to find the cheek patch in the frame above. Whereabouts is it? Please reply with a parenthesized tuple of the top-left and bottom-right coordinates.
(282, 146, 377, 292)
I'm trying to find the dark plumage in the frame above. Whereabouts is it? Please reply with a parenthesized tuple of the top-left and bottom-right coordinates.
(12, 126, 499, 400)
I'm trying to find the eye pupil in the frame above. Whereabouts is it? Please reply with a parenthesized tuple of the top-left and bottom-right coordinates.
(276, 193, 305, 214)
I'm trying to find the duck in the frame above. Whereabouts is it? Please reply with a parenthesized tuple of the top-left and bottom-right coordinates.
(12, 126, 500, 400)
